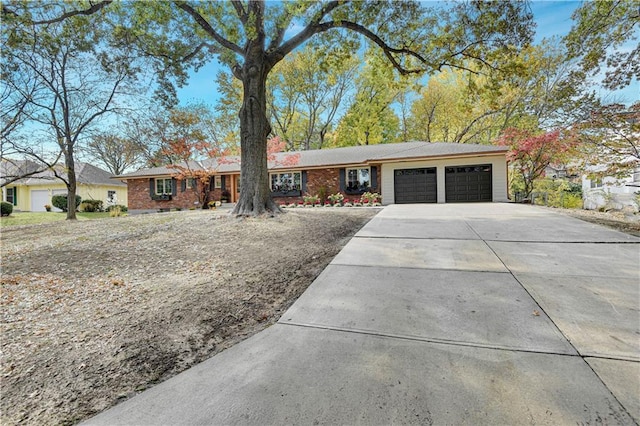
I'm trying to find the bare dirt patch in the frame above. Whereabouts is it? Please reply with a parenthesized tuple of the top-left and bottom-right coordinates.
(0, 208, 378, 425)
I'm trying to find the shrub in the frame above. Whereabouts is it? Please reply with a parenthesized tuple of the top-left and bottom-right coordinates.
(51, 194, 82, 212)
(303, 194, 319, 205)
(1, 202, 13, 216)
(80, 199, 104, 212)
(327, 193, 344, 205)
(532, 178, 583, 209)
(105, 204, 128, 213)
(108, 205, 124, 217)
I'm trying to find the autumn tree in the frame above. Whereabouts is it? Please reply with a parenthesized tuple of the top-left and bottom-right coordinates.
(496, 128, 579, 199)
(333, 49, 405, 146)
(8, 1, 534, 216)
(161, 137, 231, 207)
(268, 43, 358, 150)
(1, 4, 142, 219)
(577, 102, 640, 180)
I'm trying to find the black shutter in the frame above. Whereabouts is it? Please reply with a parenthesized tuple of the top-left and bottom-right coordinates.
(181, 179, 186, 192)
(209, 176, 215, 191)
(149, 178, 155, 199)
(171, 178, 177, 196)
(302, 171, 308, 193)
(13, 187, 17, 206)
(371, 166, 378, 189)
(339, 168, 346, 191)
(221, 175, 226, 190)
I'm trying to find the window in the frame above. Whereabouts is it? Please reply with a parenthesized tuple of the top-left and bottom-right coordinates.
(633, 167, 640, 183)
(155, 178, 173, 195)
(214, 175, 222, 189)
(5, 187, 16, 206)
(346, 167, 370, 192)
(107, 190, 116, 203)
(270, 172, 301, 195)
(590, 179, 603, 189)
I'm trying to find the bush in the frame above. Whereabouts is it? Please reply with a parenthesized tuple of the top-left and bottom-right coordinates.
(108, 205, 126, 217)
(80, 199, 104, 212)
(105, 204, 128, 213)
(532, 178, 583, 209)
(51, 194, 82, 212)
(1, 201, 13, 216)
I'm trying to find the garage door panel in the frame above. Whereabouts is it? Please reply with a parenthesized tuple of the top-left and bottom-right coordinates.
(394, 168, 437, 204)
(445, 165, 492, 203)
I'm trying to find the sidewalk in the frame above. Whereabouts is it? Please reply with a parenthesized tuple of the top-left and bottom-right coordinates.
(86, 203, 640, 425)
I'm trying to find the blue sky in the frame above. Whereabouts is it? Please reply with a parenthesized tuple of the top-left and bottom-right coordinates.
(175, 0, 639, 108)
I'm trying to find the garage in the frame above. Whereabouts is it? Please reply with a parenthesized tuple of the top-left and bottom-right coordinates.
(445, 164, 492, 202)
(31, 189, 65, 211)
(394, 168, 437, 204)
(31, 190, 50, 212)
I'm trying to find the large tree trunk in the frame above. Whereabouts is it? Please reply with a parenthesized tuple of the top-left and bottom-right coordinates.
(232, 48, 281, 216)
(65, 147, 77, 220)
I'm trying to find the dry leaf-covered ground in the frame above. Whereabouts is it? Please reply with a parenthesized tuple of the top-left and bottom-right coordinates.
(0, 208, 378, 425)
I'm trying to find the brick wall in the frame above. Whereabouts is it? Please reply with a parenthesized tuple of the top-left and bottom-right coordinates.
(128, 178, 203, 211)
(273, 166, 381, 205)
(129, 166, 382, 209)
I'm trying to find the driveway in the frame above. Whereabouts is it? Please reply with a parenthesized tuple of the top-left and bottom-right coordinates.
(86, 203, 640, 425)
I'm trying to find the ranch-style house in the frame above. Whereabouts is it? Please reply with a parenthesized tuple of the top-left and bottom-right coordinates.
(115, 142, 510, 213)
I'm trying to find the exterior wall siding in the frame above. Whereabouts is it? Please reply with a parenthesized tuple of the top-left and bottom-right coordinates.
(3, 184, 127, 212)
(381, 154, 509, 205)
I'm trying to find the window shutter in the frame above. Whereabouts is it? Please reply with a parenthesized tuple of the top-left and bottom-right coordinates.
(209, 176, 215, 191)
(221, 175, 226, 190)
(371, 166, 378, 189)
(149, 178, 155, 198)
(13, 187, 17, 206)
(302, 171, 308, 192)
(181, 179, 186, 192)
(339, 168, 346, 191)
(171, 178, 177, 196)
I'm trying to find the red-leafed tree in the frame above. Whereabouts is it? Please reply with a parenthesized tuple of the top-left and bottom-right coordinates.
(267, 136, 300, 167)
(162, 138, 231, 208)
(496, 128, 578, 199)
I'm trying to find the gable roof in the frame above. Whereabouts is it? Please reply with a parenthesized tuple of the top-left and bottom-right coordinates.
(115, 142, 508, 179)
(0, 160, 125, 187)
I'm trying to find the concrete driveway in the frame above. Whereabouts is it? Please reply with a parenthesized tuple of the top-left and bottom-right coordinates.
(86, 203, 640, 425)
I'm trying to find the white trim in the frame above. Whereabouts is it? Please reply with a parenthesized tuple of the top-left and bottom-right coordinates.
(155, 178, 173, 195)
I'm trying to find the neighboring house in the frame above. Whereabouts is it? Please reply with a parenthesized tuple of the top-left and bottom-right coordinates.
(117, 142, 509, 213)
(1, 160, 127, 212)
(582, 165, 640, 211)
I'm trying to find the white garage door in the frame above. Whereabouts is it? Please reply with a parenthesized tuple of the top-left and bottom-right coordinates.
(31, 189, 65, 212)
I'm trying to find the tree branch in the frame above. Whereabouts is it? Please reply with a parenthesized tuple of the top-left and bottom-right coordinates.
(272, 19, 429, 75)
(231, 0, 247, 24)
(174, 1, 244, 56)
(30, 1, 113, 24)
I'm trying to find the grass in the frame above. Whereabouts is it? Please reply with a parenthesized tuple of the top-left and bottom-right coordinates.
(0, 211, 115, 227)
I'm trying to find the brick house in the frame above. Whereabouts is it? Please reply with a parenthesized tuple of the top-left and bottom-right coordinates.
(116, 142, 510, 213)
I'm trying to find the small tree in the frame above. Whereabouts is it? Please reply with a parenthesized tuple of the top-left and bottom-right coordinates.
(162, 138, 230, 208)
(496, 128, 578, 200)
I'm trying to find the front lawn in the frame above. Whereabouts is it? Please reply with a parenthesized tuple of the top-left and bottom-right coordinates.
(0, 211, 114, 227)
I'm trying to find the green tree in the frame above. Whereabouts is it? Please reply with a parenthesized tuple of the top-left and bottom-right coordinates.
(333, 49, 409, 146)
(408, 38, 596, 144)
(7, 1, 534, 216)
(268, 43, 358, 150)
(565, 0, 639, 91)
